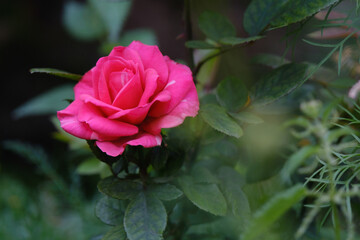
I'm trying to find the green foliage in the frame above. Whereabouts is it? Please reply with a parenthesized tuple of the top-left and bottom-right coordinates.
(102, 225, 127, 240)
(124, 192, 167, 240)
(96, 196, 126, 226)
(198, 11, 236, 41)
(13, 84, 74, 119)
(98, 177, 143, 200)
(200, 104, 243, 138)
(30, 68, 82, 80)
(242, 185, 306, 240)
(216, 76, 248, 112)
(147, 184, 183, 201)
(185, 40, 217, 49)
(178, 175, 227, 216)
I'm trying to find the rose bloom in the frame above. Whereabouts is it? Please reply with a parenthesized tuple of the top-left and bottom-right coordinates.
(57, 41, 199, 156)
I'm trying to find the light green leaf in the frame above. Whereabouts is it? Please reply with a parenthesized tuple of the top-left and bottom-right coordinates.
(96, 196, 125, 226)
(30, 68, 82, 80)
(229, 111, 263, 125)
(200, 104, 243, 138)
(251, 63, 309, 106)
(242, 185, 306, 240)
(219, 36, 263, 46)
(13, 84, 74, 119)
(243, 0, 288, 36)
(124, 192, 167, 240)
(102, 225, 127, 240)
(77, 158, 106, 175)
(281, 146, 319, 182)
(198, 11, 236, 41)
(178, 175, 227, 216)
(148, 184, 183, 201)
(185, 40, 218, 49)
(90, 0, 132, 41)
(63, 1, 105, 41)
(98, 177, 142, 200)
(216, 77, 248, 112)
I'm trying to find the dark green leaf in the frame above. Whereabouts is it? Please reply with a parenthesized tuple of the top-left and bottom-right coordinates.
(30, 68, 82, 80)
(185, 40, 218, 49)
(102, 225, 127, 240)
(98, 177, 142, 200)
(251, 54, 290, 68)
(150, 147, 168, 171)
(229, 111, 264, 125)
(186, 217, 240, 239)
(96, 196, 125, 226)
(77, 158, 106, 175)
(13, 84, 74, 119)
(191, 167, 219, 184)
(124, 192, 167, 240)
(242, 185, 306, 240)
(243, 0, 288, 36)
(178, 175, 227, 216)
(271, 0, 339, 29)
(63, 1, 105, 41)
(216, 76, 248, 112)
(89, 0, 132, 42)
(200, 104, 243, 138)
(251, 63, 309, 106)
(148, 184, 183, 201)
(219, 36, 263, 46)
(198, 11, 236, 41)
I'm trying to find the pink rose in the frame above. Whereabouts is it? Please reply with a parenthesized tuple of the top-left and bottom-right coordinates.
(57, 41, 199, 156)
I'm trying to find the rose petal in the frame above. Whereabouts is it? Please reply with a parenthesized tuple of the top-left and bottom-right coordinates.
(80, 94, 120, 116)
(109, 46, 145, 78)
(57, 99, 94, 139)
(128, 41, 169, 89)
(95, 132, 162, 157)
(139, 68, 160, 105)
(148, 57, 195, 117)
(74, 69, 94, 98)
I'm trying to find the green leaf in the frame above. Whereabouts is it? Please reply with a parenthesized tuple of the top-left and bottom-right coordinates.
(96, 196, 125, 226)
(186, 217, 240, 239)
(76, 158, 106, 175)
(98, 177, 142, 200)
(148, 184, 183, 201)
(216, 77, 249, 112)
(30, 68, 82, 80)
(229, 111, 263, 125)
(251, 54, 290, 68)
(102, 225, 127, 240)
(124, 192, 167, 240)
(191, 167, 219, 184)
(219, 36, 263, 46)
(270, 0, 340, 29)
(89, 0, 132, 42)
(63, 1, 105, 41)
(200, 104, 243, 138)
(185, 40, 218, 49)
(243, 0, 288, 36)
(218, 167, 250, 223)
(280, 146, 319, 182)
(242, 185, 306, 240)
(178, 175, 227, 216)
(251, 63, 309, 106)
(13, 84, 74, 119)
(119, 29, 157, 46)
(198, 11, 236, 41)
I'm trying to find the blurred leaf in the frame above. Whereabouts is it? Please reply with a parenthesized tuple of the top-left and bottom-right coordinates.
(243, 0, 288, 36)
(280, 146, 319, 182)
(186, 217, 240, 239)
(270, 0, 340, 29)
(119, 29, 157, 45)
(198, 11, 236, 41)
(30, 68, 82, 80)
(178, 175, 227, 216)
(229, 111, 263, 124)
(96, 196, 125, 226)
(98, 177, 142, 200)
(219, 36, 263, 46)
(77, 158, 106, 175)
(63, 1, 105, 41)
(218, 167, 251, 222)
(251, 54, 290, 68)
(147, 184, 183, 201)
(216, 76, 249, 112)
(200, 104, 243, 138)
(13, 84, 74, 119)
(185, 40, 218, 49)
(192, 167, 219, 184)
(242, 184, 306, 240)
(102, 225, 127, 240)
(251, 63, 309, 106)
(124, 192, 166, 240)
(90, 0, 132, 41)
(329, 77, 357, 88)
